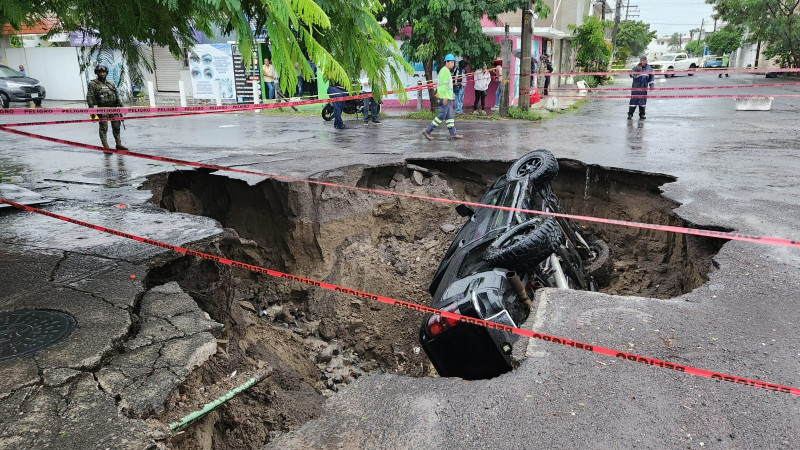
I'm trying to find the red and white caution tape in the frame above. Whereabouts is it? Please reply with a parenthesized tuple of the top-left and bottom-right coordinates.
(0, 198, 796, 397)
(0, 125, 797, 250)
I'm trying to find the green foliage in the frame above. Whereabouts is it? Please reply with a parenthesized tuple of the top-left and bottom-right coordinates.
(0, 0, 412, 97)
(685, 40, 705, 56)
(704, 27, 744, 56)
(507, 106, 545, 121)
(569, 16, 612, 72)
(384, 0, 550, 110)
(574, 74, 601, 88)
(668, 32, 682, 50)
(404, 110, 436, 120)
(707, 0, 800, 67)
(9, 35, 23, 48)
(616, 21, 658, 57)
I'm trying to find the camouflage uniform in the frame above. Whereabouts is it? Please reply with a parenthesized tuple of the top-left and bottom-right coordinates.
(86, 79, 123, 148)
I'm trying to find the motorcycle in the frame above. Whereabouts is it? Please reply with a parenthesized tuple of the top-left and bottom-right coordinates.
(321, 94, 380, 121)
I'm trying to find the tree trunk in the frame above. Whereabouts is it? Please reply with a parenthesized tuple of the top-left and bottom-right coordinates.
(424, 58, 437, 113)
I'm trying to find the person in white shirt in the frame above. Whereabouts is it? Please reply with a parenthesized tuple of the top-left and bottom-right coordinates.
(359, 71, 380, 124)
(472, 63, 491, 114)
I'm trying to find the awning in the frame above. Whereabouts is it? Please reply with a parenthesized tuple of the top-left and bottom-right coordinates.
(482, 26, 571, 39)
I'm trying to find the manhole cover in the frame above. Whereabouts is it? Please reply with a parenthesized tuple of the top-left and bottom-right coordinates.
(0, 310, 76, 361)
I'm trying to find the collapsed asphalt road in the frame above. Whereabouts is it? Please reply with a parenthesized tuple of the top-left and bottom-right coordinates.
(1, 73, 799, 449)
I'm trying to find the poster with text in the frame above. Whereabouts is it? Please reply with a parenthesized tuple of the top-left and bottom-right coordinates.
(232, 45, 260, 102)
(189, 44, 235, 100)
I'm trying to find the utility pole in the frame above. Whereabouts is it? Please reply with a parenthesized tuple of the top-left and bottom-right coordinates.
(713, 18, 717, 32)
(624, 0, 631, 20)
(611, 0, 623, 61)
(519, 1, 533, 111)
(699, 18, 705, 41)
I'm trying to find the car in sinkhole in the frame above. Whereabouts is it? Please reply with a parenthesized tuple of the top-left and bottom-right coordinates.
(419, 149, 613, 380)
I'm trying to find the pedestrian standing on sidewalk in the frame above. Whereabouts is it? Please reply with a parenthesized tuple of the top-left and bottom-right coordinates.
(262, 58, 275, 99)
(492, 61, 503, 110)
(473, 63, 490, 114)
(360, 70, 381, 124)
(422, 54, 463, 140)
(453, 60, 468, 114)
(87, 64, 128, 150)
(628, 55, 654, 120)
(719, 53, 730, 78)
(18, 65, 26, 76)
(540, 54, 553, 95)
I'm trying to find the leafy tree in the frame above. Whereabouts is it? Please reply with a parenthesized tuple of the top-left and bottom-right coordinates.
(668, 32, 683, 50)
(704, 26, 744, 55)
(570, 16, 612, 72)
(384, 0, 550, 111)
(0, 0, 411, 96)
(616, 21, 658, 58)
(685, 39, 705, 56)
(707, 0, 800, 67)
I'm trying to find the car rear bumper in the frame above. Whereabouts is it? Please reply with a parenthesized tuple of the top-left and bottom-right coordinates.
(420, 322, 514, 380)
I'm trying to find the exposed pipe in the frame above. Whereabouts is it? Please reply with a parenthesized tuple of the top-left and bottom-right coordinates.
(506, 271, 532, 310)
(549, 254, 569, 289)
(169, 370, 269, 432)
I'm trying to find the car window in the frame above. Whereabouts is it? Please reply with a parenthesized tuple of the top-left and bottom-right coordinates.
(0, 66, 23, 78)
(675, 55, 686, 61)
(662, 55, 676, 61)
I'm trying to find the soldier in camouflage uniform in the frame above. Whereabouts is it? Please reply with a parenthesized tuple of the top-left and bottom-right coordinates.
(87, 64, 128, 150)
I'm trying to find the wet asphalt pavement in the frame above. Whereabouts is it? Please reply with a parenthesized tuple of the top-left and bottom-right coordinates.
(2, 73, 800, 448)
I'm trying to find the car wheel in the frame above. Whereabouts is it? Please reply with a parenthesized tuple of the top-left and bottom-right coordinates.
(506, 149, 559, 188)
(688, 64, 696, 76)
(0, 92, 9, 109)
(584, 240, 613, 285)
(668, 67, 675, 78)
(484, 218, 563, 274)
(321, 104, 334, 121)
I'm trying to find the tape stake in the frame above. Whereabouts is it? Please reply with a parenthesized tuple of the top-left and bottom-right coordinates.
(0, 197, 797, 397)
(0, 125, 797, 250)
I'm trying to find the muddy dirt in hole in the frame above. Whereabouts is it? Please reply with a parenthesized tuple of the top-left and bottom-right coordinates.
(140, 159, 725, 449)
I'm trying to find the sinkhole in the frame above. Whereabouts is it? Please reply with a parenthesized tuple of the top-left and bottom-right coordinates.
(140, 157, 727, 449)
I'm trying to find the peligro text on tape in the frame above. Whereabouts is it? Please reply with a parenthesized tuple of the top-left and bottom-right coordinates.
(0, 83, 430, 116)
(0, 124, 797, 250)
(0, 197, 796, 397)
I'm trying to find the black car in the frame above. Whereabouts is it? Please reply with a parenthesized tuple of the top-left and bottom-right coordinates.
(0, 65, 46, 108)
(420, 149, 612, 380)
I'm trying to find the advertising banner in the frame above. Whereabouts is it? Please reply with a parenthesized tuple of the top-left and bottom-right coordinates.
(189, 44, 235, 100)
(231, 45, 260, 102)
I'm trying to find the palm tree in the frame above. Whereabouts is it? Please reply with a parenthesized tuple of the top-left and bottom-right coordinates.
(668, 32, 682, 51)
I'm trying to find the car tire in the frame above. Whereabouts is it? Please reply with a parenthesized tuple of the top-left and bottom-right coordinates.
(484, 218, 563, 274)
(0, 92, 9, 109)
(506, 149, 559, 188)
(33, 99, 42, 107)
(668, 66, 675, 78)
(585, 240, 613, 284)
(321, 104, 334, 121)
(688, 64, 696, 76)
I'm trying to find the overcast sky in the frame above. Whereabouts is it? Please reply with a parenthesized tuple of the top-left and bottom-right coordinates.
(625, 0, 717, 37)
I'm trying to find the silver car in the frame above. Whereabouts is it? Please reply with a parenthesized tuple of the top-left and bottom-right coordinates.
(0, 65, 46, 108)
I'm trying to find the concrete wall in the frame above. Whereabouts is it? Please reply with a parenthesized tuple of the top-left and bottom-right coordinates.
(3, 47, 87, 100)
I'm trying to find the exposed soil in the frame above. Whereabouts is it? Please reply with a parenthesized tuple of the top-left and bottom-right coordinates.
(139, 158, 727, 449)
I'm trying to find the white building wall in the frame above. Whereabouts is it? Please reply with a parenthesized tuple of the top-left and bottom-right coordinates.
(4, 47, 86, 100)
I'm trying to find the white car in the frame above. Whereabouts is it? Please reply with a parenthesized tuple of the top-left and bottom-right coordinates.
(649, 53, 700, 78)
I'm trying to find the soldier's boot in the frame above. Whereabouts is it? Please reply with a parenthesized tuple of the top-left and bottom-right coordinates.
(115, 137, 128, 151)
(639, 106, 646, 119)
(100, 136, 110, 148)
(627, 106, 636, 120)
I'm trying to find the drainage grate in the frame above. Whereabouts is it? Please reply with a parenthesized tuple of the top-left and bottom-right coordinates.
(85, 170, 129, 178)
(0, 309, 76, 361)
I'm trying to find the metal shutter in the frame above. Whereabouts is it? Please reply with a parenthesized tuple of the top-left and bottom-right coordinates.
(153, 46, 183, 92)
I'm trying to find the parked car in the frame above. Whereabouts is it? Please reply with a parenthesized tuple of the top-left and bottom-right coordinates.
(0, 65, 46, 108)
(701, 56, 724, 68)
(649, 53, 700, 77)
(419, 150, 612, 380)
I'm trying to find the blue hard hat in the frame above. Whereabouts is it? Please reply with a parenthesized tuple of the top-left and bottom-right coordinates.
(444, 54, 456, 62)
